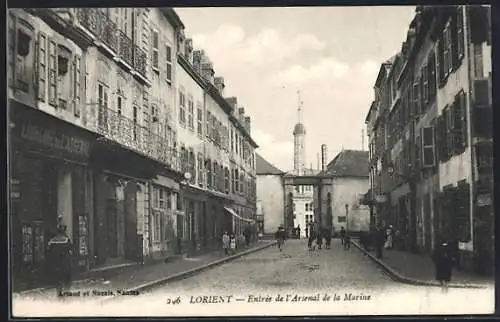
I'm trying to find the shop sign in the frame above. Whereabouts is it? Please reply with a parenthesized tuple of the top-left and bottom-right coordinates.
(21, 121, 91, 157)
(375, 195, 387, 203)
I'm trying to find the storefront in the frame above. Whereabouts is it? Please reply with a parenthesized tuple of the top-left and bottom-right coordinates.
(9, 103, 94, 290)
(88, 135, 168, 268)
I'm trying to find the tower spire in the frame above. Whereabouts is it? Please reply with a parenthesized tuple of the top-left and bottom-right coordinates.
(297, 90, 304, 123)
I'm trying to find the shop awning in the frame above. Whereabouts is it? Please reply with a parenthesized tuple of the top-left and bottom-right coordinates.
(224, 207, 255, 224)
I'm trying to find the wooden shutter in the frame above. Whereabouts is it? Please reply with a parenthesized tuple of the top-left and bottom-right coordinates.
(436, 38, 444, 87)
(422, 127, 435, 168)
(456, 6, 465, 61)
(166, 44, 172, 83)
(437, 115, 446, 163)
(445, 106, 454, 159)
(73, 55, 82, 117)
(428, 51, 436, 101)
(37, 32, 47, 101)
(454, 91, 467, 153)
(48, 37, 58, 106)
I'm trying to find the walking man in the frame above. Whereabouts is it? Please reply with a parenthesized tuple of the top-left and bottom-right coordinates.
(339, 227, 346, 246)
(222, 231, 230, 256)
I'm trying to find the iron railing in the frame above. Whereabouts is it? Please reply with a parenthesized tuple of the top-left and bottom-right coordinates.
(83, 103, 180, 172)
(76, 9, 147, 79)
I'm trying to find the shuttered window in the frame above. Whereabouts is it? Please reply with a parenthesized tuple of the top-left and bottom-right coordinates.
(443, 22, 453, 77)
(456, 6, 465, 63)
(151, 29, 159, 72)
(422, 127, 435, 168)
(73, 55, 82, 117)
(48, 38, 58, 106)
(421, 65, 429, 107)
(445, 105, 455, 160)
(411, 78, 420, 119)
(206, 111, 211, 139)
(428, 50, 437, 102)
(165, 44, 172, 83)
(197, 152, 204, 187)
(453, 91, 467, 154)
(37, 32, 47, 101)
(437, 38, 444, 86)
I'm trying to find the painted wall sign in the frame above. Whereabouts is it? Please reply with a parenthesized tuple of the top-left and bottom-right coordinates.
(21, 121, 91, 157)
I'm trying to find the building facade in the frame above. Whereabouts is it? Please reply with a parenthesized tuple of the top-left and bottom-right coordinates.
(318, 150, 369, 233)
(8, 7, 259, 290)
(255, 154, 285, 236)
(365, 5, 492, 274)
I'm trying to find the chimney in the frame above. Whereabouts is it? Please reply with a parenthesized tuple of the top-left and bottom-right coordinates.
(193, 50, 204, 74)
(321, 144, 327, 171)
(185, 38, 194, 63)
(244, 116, 251, 134)
(214, 77, 225, 96)
(201, 61, 215, 84)
(238, 107, 245, 123)
(225, 97, 237, 110)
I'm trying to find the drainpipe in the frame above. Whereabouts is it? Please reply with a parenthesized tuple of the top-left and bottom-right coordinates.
(147, 180, 153, 261)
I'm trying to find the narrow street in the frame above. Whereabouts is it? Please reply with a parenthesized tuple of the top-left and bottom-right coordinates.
(13, 239, 494, 317)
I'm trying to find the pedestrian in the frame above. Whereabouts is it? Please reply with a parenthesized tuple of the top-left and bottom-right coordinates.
(275, 226, 286, 251)
(375, 226, 385, 258)
(222, 231, 230, 256)
(297, 225, 301, 239)
(305, 226, 309, 239)
(229, 234, 237, 255)
(325, 229, 332, 249)
(385, 225, 394, 249)
(344, 233, 351, 250)
(339, 227, 346, 246)
(307, 223, 316, 251)
(432, 240, 453, 288)
(244, 226, 251, 246)
(47, 224, 73, 295)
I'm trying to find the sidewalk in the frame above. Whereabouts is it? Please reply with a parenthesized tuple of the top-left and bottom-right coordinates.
(14, 240, 275, 301)
(352, 240, 493, 288)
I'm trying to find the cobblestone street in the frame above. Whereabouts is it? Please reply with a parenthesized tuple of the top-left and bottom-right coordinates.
(13, 239, 494, 317)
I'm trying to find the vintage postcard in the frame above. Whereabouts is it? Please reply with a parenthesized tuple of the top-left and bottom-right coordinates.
(8, 5, 494, 318)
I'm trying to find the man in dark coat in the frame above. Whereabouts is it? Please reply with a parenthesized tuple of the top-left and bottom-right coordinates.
(374, 226, 386, 258)
(339, 227, 346, 246)
(433, 241, 453, 287)
(47, 225, 73, 294)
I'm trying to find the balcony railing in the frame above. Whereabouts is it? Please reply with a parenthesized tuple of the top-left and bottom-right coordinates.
(118, 29, 133, 67)
(76, 8, 147, 79)
(83, 103, 180, 172)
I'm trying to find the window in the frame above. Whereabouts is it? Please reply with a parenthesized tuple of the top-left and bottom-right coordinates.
(153, 210, 161, 243)
(197, 103, 203, 136)
(443, 22, 453, 78)
(206, 159, 212, 188)
(212, 161, 217, 190)
(133, 104, 138, 140)
(305, 204, 309, 211)
(48, 38, 58, 105)
(165, 44, 172, 83)
(57, 45, 72, 109)
(37, 32, 47, 101)
(152, 29, 159, 72)
(73, 55, 82, 117)
(235, 169, 239, 193)
(188, 149, 195, 184)
(454, 6, 465, 67)
(117, 96, 122, 115)
(206, 111, 212, 139)
(14, 21, 35, 94)
(197, 152, 204, 187)
(230, 128, 234, 152)
(453, 91, 467, 154)
(179, 90, 186, 125)
(421, 65, 429, 107)
(239, 173, 244, 194)
(98, 83, 109, 131)
(428, 51, 437, 102)
(188, 97, 194, 130)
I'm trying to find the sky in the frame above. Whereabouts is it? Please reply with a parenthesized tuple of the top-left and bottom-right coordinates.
(176, 6, 416, 172)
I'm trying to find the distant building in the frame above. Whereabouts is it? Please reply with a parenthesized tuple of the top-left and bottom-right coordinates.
(318, 150, 369, 233)
(256, 154, 284, 235)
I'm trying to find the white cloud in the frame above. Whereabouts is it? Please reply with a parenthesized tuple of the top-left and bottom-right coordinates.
(253, 129, 294, 170)
(269, 57, 350, 86)
(191, 25, 326, 68)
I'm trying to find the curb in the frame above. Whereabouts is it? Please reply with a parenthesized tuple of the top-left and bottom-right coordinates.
(100, 241, 277, 303)
(351, 240, 486, 289)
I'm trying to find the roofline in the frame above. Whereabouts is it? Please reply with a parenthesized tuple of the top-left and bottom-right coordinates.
(365, 100, 377, 124)
(177, 54, 258, 149)
(159, 8, 185, 30)
(256, 172, 284, 175)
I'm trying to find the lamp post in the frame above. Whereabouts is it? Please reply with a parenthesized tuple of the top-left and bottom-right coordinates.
(345, 204, 349, 233)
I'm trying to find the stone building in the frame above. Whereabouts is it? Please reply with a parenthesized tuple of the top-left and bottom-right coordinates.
(365, 5, 492, 274)
(8, 7, 258, 290)
(256, 154, 285, 236)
